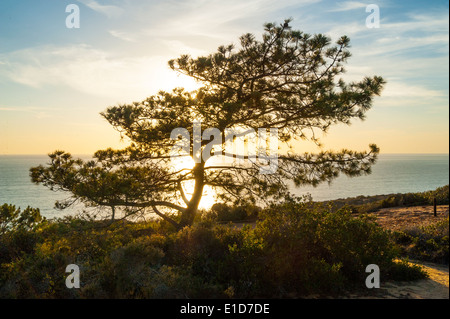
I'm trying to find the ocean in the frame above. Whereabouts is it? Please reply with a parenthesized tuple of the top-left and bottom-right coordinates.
(0, 154, 448, 219)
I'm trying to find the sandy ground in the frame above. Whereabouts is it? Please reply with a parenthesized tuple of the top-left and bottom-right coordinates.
(339, 260, 449, 299)
(362, 205, 449, 232)
(352, 205, 449, 299)
(379, 261, 449, 299)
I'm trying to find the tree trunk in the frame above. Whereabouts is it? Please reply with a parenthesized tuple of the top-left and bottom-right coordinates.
(179, 162, 205, 228)
(111, 205, 115, 222)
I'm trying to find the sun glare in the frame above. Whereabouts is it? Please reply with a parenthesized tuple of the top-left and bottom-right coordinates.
(166, 72, 202, 93)
(171, 155, 217, 210)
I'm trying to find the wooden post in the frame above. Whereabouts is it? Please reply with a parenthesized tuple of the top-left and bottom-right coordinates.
(433, 197, 437, 217)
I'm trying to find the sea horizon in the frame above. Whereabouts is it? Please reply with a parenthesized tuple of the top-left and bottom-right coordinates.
(1, 153, 449, 219)
(1, 152, 449, 156)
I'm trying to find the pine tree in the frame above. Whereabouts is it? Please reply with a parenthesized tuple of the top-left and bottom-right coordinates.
(31, 20, 384, 229)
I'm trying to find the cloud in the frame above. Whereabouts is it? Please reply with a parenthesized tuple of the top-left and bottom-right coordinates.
(322, 10, 448, 84)
(77, 0, 123, 18)
(328, 1, 368, 12)
(388, 12, 449, 33)
(0, 106, 56, 119)
(323, 8, 448, 44)
(0, 106, 51, 112)
(0, 44, 201, 101)
(381, 82, 446, 99)
(162, 40, 208, 57)
(108, 30, 137, 42)
(0, 1, 447, 111)
(134, 0, 321, 41)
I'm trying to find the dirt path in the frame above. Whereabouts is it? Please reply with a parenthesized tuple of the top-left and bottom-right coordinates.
(351, 205, 449, 299)
(380, 261, 449, 299)
(338, 261, 449, 299)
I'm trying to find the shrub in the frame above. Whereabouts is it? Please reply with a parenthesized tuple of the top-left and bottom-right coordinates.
(84, 237, 165, 298)
(385, 259, 429, 281)
(0, 204, 45, 235)
(207, 203, 260, 222)
(0, 204, 45, 262)
(251, 201, 425, 296)
(0, 200, 430, 299)
(165, 224, 242, 282)
(326, 185, 449, 214)
(429, 185, 449, 205)
(393, 217, 449, 264)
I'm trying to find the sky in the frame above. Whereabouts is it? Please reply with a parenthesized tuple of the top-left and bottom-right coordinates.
(0, 0, 448, 155)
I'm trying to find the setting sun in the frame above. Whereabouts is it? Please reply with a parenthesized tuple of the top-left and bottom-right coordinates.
(162, 71, 202, 93)
(170, 154, 217, 210)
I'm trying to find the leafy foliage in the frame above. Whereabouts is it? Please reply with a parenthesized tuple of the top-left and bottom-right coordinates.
(321, 184, 449, 214)
(393, 217, 449, 264)
(0, 204, 45, 235)
(0, 201, 428, 299)
(206, 203, 260, 222)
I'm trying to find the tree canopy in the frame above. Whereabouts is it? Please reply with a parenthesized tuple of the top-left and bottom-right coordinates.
(31, 20, 385, 229)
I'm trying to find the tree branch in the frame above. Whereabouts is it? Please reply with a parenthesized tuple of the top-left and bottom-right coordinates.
(177, 181, 190, 206)
(151, 206, 180, 229)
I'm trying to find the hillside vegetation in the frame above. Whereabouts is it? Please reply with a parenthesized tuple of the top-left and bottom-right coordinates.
(1, 185, 448, 299)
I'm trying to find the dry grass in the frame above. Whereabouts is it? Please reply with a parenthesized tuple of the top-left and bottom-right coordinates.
(355, 205, 449, 232)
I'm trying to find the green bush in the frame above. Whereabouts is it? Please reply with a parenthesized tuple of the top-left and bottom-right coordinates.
(385, 259, 429, 282)
(0, 204, 45, 235)
(393, 217, 449, 264)
(326, 185, 449, 214)
(207, 203, 260, 222)
(84, 237, 165, 298)
(249, 201, 417, 296)
(142, 265, 224, 299)
(430, 185, 449, 205)
(0, 200, 430, 299)
(0, 204, 46, 263)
